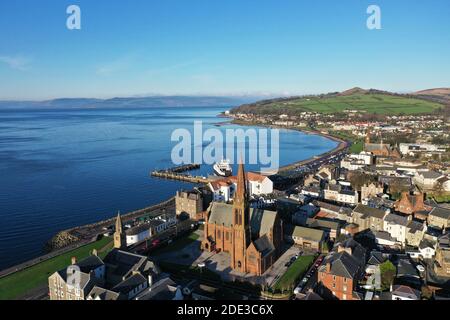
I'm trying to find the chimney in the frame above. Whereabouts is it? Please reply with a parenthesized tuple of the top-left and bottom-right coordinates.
(71, 257, 77, 265)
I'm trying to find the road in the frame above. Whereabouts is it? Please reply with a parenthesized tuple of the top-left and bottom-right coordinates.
(294, 254, 324, 298)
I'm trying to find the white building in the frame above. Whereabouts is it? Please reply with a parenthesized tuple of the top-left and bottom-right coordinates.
(413, 171, 445, 189)
(126, 216, 176, 246)
(383, 214, 412, 246)
(399, 143, 446, 156)
(209, 172, 273, 202)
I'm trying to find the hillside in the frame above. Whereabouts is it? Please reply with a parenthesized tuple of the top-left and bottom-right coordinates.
(232, 88, 446, 116)
(412, 88, 450, 105)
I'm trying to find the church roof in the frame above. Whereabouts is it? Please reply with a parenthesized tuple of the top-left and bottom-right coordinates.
(253, 234, 275, 257)
(207, 202, 277, 238)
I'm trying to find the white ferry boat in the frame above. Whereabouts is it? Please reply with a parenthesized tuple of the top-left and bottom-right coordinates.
(213, 159, 233, 177)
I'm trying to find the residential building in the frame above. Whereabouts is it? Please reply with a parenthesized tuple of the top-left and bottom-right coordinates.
(394, 192, 428, 216)
(391, 285, 421, 300)
(208, 172, 274, 202)
(414, 171, 445, 190)
(406, 220, 426, 247)
(383, 214, 412, 245)
(48, 248, 160, 301)
(317, 238, 366, 300)
(361, 183, 384, 202)
(48, 254, 105, 300)
(428, 207, 450, 230)
(175, 190, 203, 220)
(434, 233, 450, 278)
(288, 226, 326, 252)
(352, 204, 388, 232)
(418, 239, 437, 259)
(305, 218, 341, 240)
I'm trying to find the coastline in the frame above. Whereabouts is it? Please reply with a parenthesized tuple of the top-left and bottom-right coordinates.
(225, 117, 349, 173)
(0, 110, 348, 275)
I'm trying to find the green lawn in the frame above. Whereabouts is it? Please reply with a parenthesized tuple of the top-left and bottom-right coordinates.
(272, 255, 315, 293)
(0, 237, 112, 300)
(153, 232, 200, 256)
(236, 93, 443, 115)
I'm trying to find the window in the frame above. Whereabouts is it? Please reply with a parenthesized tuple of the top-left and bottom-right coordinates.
(343, 294, 347, 300)
(343, 278, 347, 283)
(343, 285, 347, 292)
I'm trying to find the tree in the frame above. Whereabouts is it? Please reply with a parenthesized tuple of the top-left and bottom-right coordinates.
(379, 261, 396, 291)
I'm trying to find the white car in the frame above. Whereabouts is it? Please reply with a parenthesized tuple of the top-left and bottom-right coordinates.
(416, 265, 425, 273)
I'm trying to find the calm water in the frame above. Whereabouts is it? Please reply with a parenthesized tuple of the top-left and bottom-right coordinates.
(0, 107, 337, 270)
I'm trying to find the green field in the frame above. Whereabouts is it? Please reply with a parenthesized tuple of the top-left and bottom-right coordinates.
(0, 237, 113, 300)
(238, 93, 443, 115)
(272, 255, 315, 293)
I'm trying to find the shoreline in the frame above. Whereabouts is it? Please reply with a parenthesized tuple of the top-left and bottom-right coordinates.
(0, 111, 348, 275)
(225, 117, 349, 173)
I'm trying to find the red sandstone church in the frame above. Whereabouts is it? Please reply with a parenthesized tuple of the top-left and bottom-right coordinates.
(201, 163, 283, 276)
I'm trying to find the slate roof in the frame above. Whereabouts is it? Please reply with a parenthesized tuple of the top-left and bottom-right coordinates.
(57, 269, 93, 291)
(87, 286, 121, 300)
(76, 255, 104, 274)
(367, 251, 387, 265)
(103, 249, 153, 284)
(419, 238, 436, 250)
(112, 273, 147, 295)
(353, 204, 387, 219)
(306, 218, 341, 231)
(429, 207, 450, 220)
(292, 226, 325, 243)
(407, 220, 424, 234)
(419, 171, 444, 179)
(326, 251, 361, 279)
(253, 234, 275, 257)
(207, 202, 277, 238)
(385, 214, 410, 227)
(319, 238, 366, 280)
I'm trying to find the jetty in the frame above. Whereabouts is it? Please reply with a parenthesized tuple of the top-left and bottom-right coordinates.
(150, 163, 213, 184)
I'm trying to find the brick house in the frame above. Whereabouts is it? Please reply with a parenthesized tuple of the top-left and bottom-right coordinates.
(317, 238, 366, 300)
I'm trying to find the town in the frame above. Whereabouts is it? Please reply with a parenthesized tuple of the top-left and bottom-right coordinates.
(21, 99, 447, 301)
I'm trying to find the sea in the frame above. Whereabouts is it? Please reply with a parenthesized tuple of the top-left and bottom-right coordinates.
(0, 106, 338, 270)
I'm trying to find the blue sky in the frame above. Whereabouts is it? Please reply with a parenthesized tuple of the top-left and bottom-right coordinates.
(0, 0, 449, 100)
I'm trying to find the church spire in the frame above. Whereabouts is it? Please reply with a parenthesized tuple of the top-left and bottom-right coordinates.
(235, 160, 248, 206)
(114, 211, 126, 249)
(115, 211, 123, 233)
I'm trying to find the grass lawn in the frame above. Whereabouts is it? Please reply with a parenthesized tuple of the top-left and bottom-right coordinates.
(272, 255, 315, 293)
(0, 237, 112, 300)
(153, 232, 200, 256)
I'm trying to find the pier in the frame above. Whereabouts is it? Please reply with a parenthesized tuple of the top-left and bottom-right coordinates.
(151, 163, 213, 184)
(151, 171, 211, 184)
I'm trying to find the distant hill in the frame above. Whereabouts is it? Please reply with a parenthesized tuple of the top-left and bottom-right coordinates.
(0, 96, 261, 110)
(412, 88, 450, 105)
(232, 88, 446, 116)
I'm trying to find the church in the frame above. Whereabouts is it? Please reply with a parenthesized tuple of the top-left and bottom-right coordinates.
(364, 127, 401, 158)
(201, 162, 283, 276)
